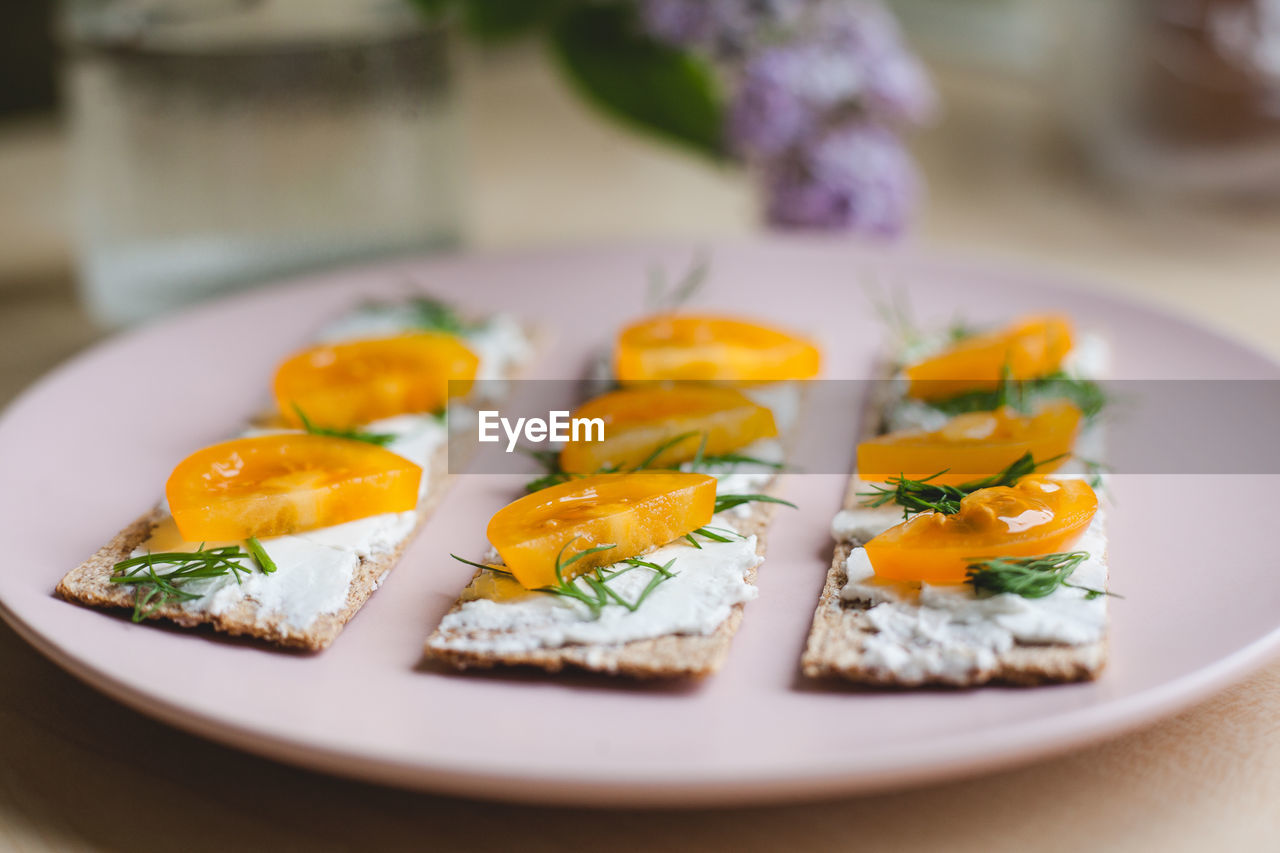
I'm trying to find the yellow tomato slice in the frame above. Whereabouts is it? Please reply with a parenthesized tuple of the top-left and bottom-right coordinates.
(905, 315, 1073, 401)
(166, 434, 421, 541)
(486, 472, 716, 589)
(274, 333, 478, 429)
(864, 476, 1097, 584)
(559, 386, 778, 474)
(858, 401, 1081, 485)
(615, 313, 821, 383)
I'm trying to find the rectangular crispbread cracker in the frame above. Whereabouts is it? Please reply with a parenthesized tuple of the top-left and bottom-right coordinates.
(56, 444, 451, 652)
(800, 366, 1110, 687)
(426, 493, 784, 678)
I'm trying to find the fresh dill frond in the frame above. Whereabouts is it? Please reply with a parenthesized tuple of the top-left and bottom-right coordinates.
(928, 371, 1107, 420)
(688, 524, 742, 543)
(965, 551, 1119, 600)
(636, 430, 703, 470)
(244, 537, 277, 574)
(523, 471, 574, 492)
(520, 427, 783, 493)
(519, 447, 574, 492)
(713, 493, 797, 514)
(693, 451, 785, 470)
(615, 557, 679, 611)
(451, 539, 679, 618)
(858, 451, 1061, 519)
(946, 319, 977, 343)
(867, 288, 979, 356)
(646, 252, 709, 310)
(450, 553, 508, 574)
(292, 404, 396, 447)
(111, 545, 258, 622)
(405, 295, 476, 335)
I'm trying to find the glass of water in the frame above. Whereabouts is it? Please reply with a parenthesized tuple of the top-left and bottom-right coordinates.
(62, 0, 459, 325)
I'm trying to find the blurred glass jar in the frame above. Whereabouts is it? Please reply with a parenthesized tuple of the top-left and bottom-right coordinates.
(61, 0, 459, 325)
(1062, 0, 1280, 197)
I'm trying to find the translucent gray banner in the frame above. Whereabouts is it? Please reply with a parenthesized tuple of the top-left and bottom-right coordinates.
(445, 380, 1280, 476)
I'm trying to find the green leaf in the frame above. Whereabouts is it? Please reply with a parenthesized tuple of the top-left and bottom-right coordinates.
(549, 4, 725, 158)
(463, 0, 559, 41)
(404, 0, 453, 23)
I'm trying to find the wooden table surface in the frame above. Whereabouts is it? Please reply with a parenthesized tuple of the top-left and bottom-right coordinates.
(2, 53, 1278, 851)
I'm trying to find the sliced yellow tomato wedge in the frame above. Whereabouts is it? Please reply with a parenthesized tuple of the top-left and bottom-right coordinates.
(274, 333, 478, 429)
(166, 434, 421, 541)
(615, 313, 821, 383)
(486, 472, 716, 589)
(864, 476, 1097, 584)
(858, 401, 1081, 485)
(905, 315, 1073, 401)
(559, 386, 777, 474)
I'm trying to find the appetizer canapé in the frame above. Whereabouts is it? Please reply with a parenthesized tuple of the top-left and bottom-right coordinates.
(803, 313, 1114, 687)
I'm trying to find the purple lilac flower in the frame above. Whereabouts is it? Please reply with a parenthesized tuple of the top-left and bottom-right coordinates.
(639, 0, 721, 46)
(813, 1, 937, 124)
(728, 40, 867, 158)
(764, 122, 919, 235)
(639, 0, 806, 54)
(727, 2, 936, 161)
(863, 48, 936, 125)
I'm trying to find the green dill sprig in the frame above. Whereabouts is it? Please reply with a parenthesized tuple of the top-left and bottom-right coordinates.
(713, 493, 797, 514)
(451, 538, 678, 618)
(965, 551, 1119, 600)
(292, 404, 396, 447)
(519, 447, 575, 492)
(638, 430, 704, 469)
(859, 451, 1060, 519)
(683, 524, 744, 548)
(111, 545, 257, 622)
(521, 428, 784, 493)
(1077, 455, 1110, 491)
(928, 370, 1107, 420)
(406, 296, 476, 335)
(695, 452, 785, 470)
(646, 253, 708, 310)
(868, 287, 976, 357)
(244, 537, 277, 574)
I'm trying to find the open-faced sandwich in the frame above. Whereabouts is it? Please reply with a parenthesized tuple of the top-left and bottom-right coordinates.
(802, 314, 1115, 686)
(56, 297, 532, 651)
(427, 312, 820, 677)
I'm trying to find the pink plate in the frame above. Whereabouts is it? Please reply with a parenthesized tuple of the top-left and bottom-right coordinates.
(2, 239, 1278, 806)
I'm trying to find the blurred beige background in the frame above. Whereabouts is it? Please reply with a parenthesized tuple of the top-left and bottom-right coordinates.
(1, 40, 1279, 852)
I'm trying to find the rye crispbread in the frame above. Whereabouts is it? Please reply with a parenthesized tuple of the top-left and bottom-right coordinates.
(56, 444, 451, 652)
(799, 366, 1110, 687)
(426, 492, 784, 678)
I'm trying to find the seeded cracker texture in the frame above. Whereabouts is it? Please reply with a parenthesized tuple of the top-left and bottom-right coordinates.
(426, 491, 784, 679)
(799, 363, 1109, 687)
(55, 312, 537, 652)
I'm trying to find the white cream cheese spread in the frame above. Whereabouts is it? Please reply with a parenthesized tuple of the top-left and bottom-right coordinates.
(428, 533, 762, 655)
(839, 513, 1108, 683)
